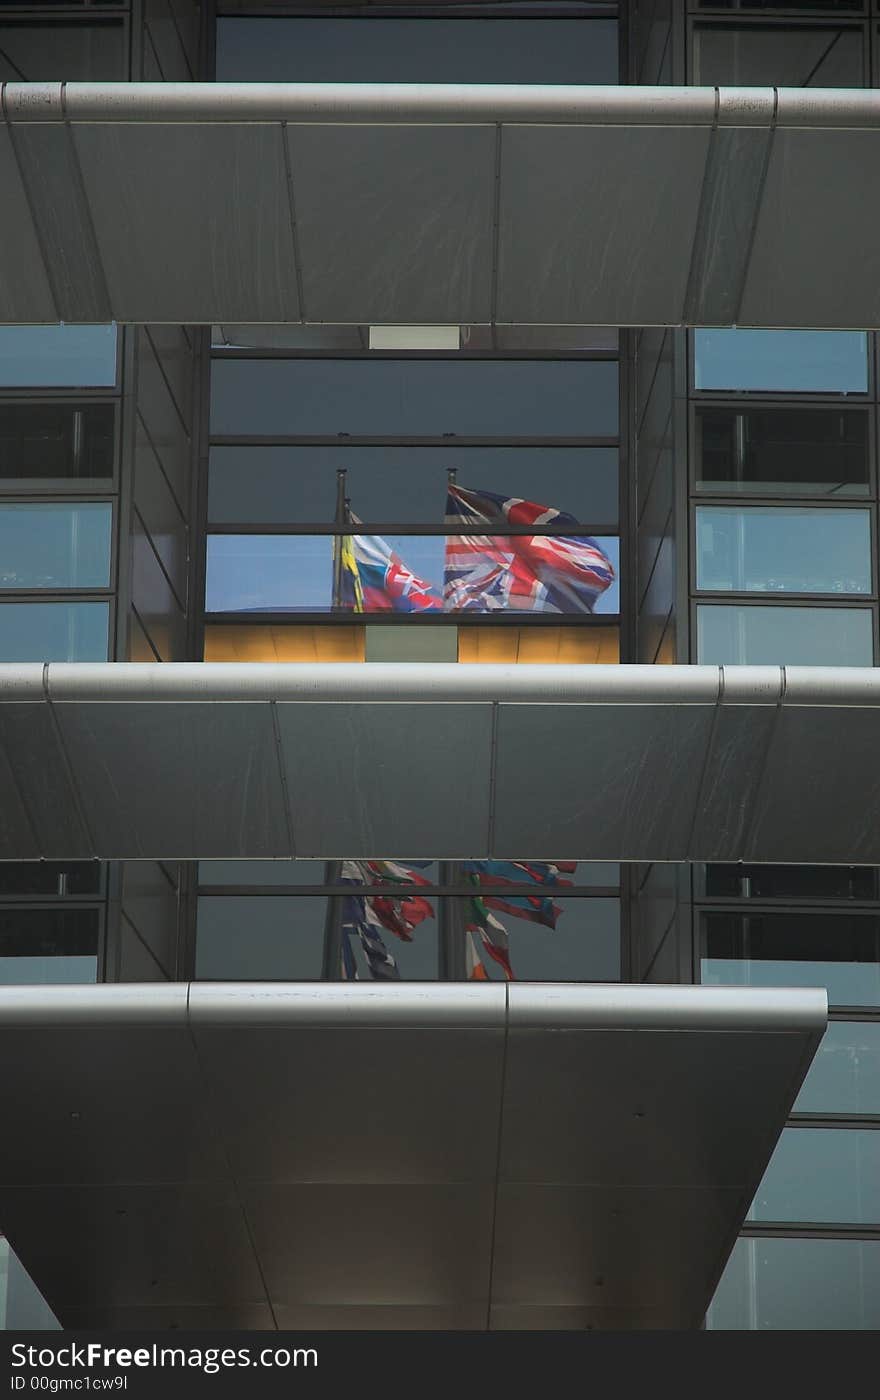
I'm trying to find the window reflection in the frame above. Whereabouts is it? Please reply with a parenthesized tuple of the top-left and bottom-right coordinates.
(0, 326, 117, 389)
(694, 407, 869, 498)
(0, 602, 109, 662)
(0, 909, 99, 986)
(696, 603, 873, 666)
(701, 911, 880, 1006)
(0, 504, 112, 590)
(707, 1237, 880, 1331)
(794, 1022, 880, 1116)
(749, 1128, 880, 1225)
(692, 23, 865, 86)
(0, 405, 115, 482)
(695, 506, 871, 595)
(693, 330, 868, 394)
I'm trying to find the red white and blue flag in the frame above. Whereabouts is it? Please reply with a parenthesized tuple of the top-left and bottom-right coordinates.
(461, 860, 577, 929)
(337, 519, 442, 614)
(444, 485, 614, 614)
(340, 859, 434, 980)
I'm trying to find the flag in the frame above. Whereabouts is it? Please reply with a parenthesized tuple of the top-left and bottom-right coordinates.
(464, 874, 515, 981)
(461, 860, 576, 929)
(465, 930, 489, 980)
(336, 513, 442, 613)
(444, 484, 614, 614)
(338, 860, 435, 981)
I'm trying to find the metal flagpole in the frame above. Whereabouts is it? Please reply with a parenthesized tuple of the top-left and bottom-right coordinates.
(322, 469, 348, 977)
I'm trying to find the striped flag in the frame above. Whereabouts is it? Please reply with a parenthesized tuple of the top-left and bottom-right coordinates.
(339, 860, 435, 980)
(461, 860, 576, 929)
(444, 484, 614, 614)
(336, 514, 442, 614)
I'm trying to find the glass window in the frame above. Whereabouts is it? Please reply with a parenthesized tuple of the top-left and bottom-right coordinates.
(0, 504, 112, 590)
(216, 16, 618, 84)
(706, 1237, 880, 1331)
(0, 601, 109, 662)
(697, 2, 864, 9)
(696, 603, 873, 665)
(0, 909, 99, 985)
(692, 23, 865, 86)
(0, 863, 101, 898)
(703, 864, 878, 900)
(0, 327, 117, 389)
(794, 1021, 880, 1116)
(694, 406, 869, 497)
(693, 330, 869, 394)
(701, 911, 880, 1007)
(0, 21, 125, 80)
(695, 506, 871, 595)
(205, 534, 620, 616)
(210, 359, 619, 438)
(749, 1128, 880, 1225)
(448, 895, 619, 983)
(0, 1240, 59, 1332)
(208, 447, 619, 528)
(197, 860, 620, 891)
(0, 404, 115, 482)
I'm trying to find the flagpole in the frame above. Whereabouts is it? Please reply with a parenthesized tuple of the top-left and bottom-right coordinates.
(322, 468, 348, 977)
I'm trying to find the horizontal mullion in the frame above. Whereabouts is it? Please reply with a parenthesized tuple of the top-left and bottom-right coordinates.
(694, 590, 877, 604)
(197, 884, 620, 898)
(788, 1114, 880, 1127)
(204, 611, 620, 627)
(210, 350, 620, 363)
(690, 494, 875, 509)
(207, 522, 618, 536)
(209, 436, 619, 448)
(739, 1223, 880, 1241)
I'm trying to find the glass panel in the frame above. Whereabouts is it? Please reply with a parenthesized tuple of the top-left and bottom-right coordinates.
(0, 326, 117, 388)
(0, 504, 112, 590)
(695, 506, 871, 595)
(0, 404, 115, 482)
(694, 406, 869, 497)
(701, 911, 880, 1007)
(198, 861, 329, 888)
(449, 895, 619, 983)
(692, 24, 864, 86)
(703, 864, 878, 899)
(0, 909, 99, 985)
(214, 324, 620, 354)
(697, 1, 863, 8)
(0, 1240, 60, 1332)
(206, 534, 619, 616)
(210, 360, 619, 438)
(749, 1128, 880, 1224)
(216, 17, 618, 84)
(209, 447, 619, 527)
(794, 1021, 880, 1116)
(0, 602, 109, 662)
(0, 862, 101, 897)
(693, 330, 869, 394)
(696, 604, 873, 665)
(0, 22, 125, 80)
(706, 1237, 880, 1331)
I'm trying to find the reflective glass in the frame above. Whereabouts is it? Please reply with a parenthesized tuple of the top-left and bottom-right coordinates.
(794, 1021, 880, 1116)
(449, 896, 619, 983)
(697, 2, 863, 8)
(694, 330, 869, 394)
(0, 326, 117, 388)
(701, 911, 880, 1006)
(749, 1128, 880, 1225)
(0, 21, 125, 80)
(216, 17, 618, 84)
(210, 359, 619, 437)
(0, 504, 112, 590)
(206, 534, 620, 615)
(0, 1241, 59, 1332)
(703, 864, 878, 900)
(197, 860, 619, 890)
(707, 1237, 880, 1331)
(0, 404, 115, 482)
(696, 604, 873, 665)
(0, 602, 109, 662)
(0, 909, 99, 986)
(692, 24, 864, 86)
(694, 406, 869, 497)
(695, 506, 871, 595)
(208, 447, 619, 527)
(0, 863, 101, 898)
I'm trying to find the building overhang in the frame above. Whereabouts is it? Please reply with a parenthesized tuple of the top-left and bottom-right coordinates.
(2, 82, 879, 329)
(0, 981, 827, 1330)
(1, 661, 880, 862)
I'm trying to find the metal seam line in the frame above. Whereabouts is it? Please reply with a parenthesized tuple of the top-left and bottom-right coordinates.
(739, 660, 788, 865)
(731, 85, 779, 328)
(269, 697, 297, 859)
(484, 980, 511, 1328)
(40, 660, 100, 858)
(280, 122, 308, 324)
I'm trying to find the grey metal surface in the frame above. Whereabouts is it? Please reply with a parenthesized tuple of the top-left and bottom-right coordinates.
(2, 84, 880, 327)
(1, 663, 880, 860)
(0, 982, 826, 1330)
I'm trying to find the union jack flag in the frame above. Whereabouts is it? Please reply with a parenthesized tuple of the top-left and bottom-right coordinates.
(444, 485, 614, 614)
(336, 516, 442, 614)
(339, 860, 434, 980)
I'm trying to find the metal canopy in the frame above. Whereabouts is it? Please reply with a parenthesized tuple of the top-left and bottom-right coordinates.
(0, 981, 826, 1330)
(1, 83, 879, 327)
(1, 662, 880, 862)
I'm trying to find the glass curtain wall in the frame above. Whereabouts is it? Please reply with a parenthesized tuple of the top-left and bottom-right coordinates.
(687, 0, 880, 1330)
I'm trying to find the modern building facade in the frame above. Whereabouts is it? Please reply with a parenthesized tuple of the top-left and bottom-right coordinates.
(0, 0, 878, 1332)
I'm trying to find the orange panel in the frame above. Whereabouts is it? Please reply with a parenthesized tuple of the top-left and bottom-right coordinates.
(458, 626, 619, 663)
(204, 624, 365, 662)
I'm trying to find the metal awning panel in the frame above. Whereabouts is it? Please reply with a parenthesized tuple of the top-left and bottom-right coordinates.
(0, 982, 826, 1330)
(2, 83, 880, 328)
(2, 662, 880, 861)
